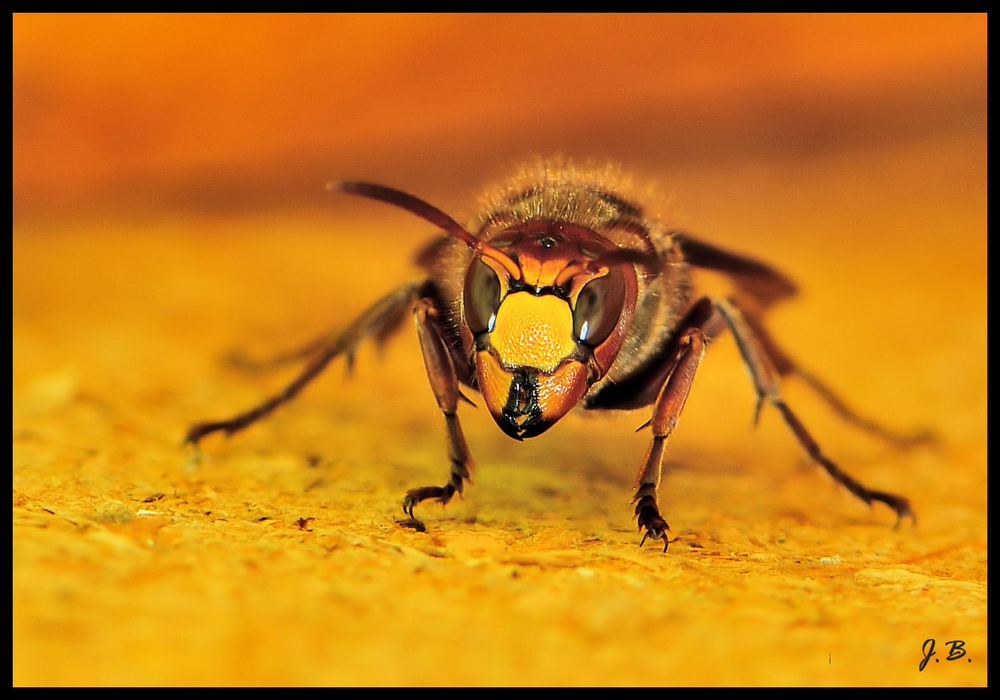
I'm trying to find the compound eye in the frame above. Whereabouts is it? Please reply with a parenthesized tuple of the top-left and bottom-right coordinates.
(463, 257, 502, 335)
(573, 267, 626, 347)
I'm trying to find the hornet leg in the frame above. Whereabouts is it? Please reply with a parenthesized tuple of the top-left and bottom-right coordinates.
(185, 282, 419, 445)
(715, 298, 915, 526)
(633, 297, 714, 552)
(402, 297, 475, 520)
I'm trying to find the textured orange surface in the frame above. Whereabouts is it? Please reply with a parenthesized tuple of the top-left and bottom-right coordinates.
(14, 14, 986, 686)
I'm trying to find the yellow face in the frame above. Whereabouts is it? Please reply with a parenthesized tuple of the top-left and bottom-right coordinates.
(332, 180, 647, 443)
(475, 290, 592, 439)
(462, 224, 635, 440)
(489, 292, 578, 372)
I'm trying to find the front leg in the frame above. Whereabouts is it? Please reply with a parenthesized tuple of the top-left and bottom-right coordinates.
(633, 298, 713, 551)
(403, 297, 474, 521)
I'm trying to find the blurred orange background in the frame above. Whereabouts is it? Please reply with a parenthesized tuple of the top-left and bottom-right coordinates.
(13, 13, 985, 216)
(13, 14, 986, 687)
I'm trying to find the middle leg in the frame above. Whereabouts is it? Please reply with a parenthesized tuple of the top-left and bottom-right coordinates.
(715, 298, 915, 525)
